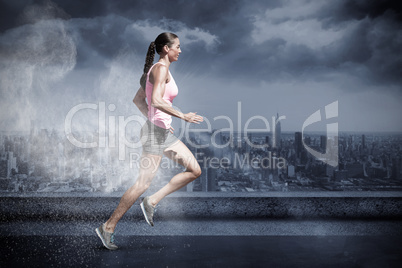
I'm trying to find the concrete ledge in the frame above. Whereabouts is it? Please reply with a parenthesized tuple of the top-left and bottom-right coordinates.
(1, 192, 401, 221)
(2, 219, 402, 236)
(2, 191, 401, 198)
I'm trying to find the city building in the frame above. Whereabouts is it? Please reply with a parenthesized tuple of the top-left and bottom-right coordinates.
(320, 135, 326, 153)
(272, 113, 282, 149)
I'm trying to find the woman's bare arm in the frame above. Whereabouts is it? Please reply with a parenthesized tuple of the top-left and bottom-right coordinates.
(133, 87, 148, 117)
(150, 65, 203, 123)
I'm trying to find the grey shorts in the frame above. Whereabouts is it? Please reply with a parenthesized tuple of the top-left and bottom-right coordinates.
(140, 120, 179, 155)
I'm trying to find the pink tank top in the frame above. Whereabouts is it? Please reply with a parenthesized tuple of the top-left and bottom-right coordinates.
(145, 62, 178, 129)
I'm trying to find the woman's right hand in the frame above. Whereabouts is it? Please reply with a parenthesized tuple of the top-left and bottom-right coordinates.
(183, 112, 204, 124)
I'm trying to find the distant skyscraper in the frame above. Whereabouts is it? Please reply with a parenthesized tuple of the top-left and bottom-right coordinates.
(6, 151, 17, 178)
(200, 168, 217, 192)
(304, 136, 311, 146)
(348, 135, 353, 147)
(295, 132, 302, 158)
(212, 129, 224, 158)
(362, 134, 366, 149)
(273, 113, 282, 148)
(288, 165, 295, 178)
(246, 133, 252, 153)
(320, 135, 326, 152)
(207, 168, 217, 191)
(201, 170, 207, 192)
(326, 164, 335, 177)
(0, 158, 7, 178)
(265, 136, 270, 148)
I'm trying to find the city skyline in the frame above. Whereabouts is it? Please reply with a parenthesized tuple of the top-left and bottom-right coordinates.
(1, 122, 401, 193)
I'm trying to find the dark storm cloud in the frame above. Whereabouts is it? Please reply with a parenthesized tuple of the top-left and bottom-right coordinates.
(320, 0, 402, 24)
(70, 15, 134, 68)
(0, 0, 222, 130)
(213, 0, 402, 88)
(102, 0, 252, 29)
(317, 0, 402, 86)
(85, 0, 264, 76)
(1, 0, 401, 132)
(0, 0, 71, 32)
(1, 0, 401, 87)
(321, 13, 402, 86)
(15, 0, 270, 75)
(0, 0, 32, 32)
(17, 0, 70, 24)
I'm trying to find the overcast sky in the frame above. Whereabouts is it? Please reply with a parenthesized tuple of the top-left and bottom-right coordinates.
(0, 0, 401, 134)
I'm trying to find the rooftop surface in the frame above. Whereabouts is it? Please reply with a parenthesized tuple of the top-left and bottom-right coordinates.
(1, 191, 401, 267)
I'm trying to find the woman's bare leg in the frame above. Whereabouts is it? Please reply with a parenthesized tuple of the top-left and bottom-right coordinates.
(147, 141, 201, 207)
(104, 153, 162, 232)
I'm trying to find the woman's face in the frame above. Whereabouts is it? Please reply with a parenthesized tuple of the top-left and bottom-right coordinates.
(167, 38, 181, 62)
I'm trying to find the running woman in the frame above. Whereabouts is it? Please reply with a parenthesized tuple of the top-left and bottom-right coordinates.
(96, 32, 203, 250)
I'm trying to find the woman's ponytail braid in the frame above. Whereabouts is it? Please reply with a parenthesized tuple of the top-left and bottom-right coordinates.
(140, 41, 156, 90)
